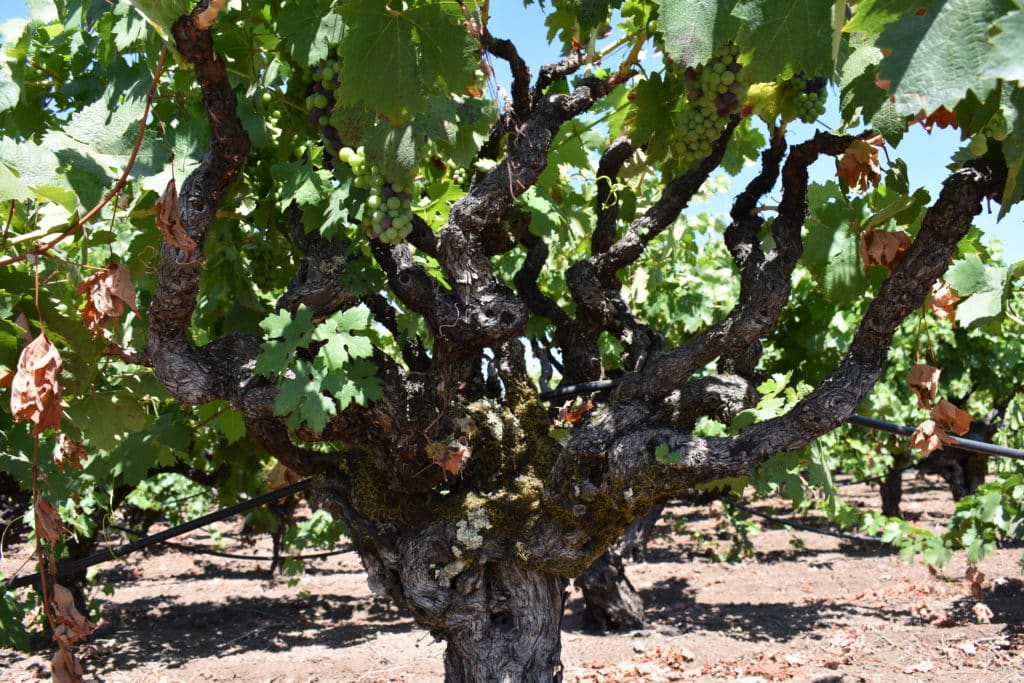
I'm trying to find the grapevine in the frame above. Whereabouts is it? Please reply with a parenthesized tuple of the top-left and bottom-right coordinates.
(671, 44, 747, 171)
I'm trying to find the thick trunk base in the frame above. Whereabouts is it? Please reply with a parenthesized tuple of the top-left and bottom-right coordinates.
(437, 563, 567, 682)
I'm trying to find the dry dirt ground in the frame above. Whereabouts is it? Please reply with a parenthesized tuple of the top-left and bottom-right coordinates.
(2, 471, 1023, 682)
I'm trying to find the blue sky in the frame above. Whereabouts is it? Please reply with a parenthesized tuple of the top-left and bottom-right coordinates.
(1, 1, 1020, 262)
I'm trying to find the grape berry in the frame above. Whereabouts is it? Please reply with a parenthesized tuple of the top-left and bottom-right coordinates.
(787, 73, 827, 124)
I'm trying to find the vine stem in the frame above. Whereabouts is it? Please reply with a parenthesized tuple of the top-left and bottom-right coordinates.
(0, 45, 168, 268)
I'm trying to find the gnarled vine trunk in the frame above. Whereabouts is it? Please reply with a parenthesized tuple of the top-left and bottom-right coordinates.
(143, 7, 1009, 682)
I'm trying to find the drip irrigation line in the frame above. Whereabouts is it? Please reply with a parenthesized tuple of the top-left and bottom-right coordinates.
(159, 540, 348, 563)
(845, 414, 1024, 461)
(720, 498, 884, 545)
(4, 479, 312, 591)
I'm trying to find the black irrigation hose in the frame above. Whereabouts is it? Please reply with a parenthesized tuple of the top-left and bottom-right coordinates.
(3, 479, 312, 591)
(845, 414, 1024, 461)
(721, 498, 884, 545)
(159, 540, 347, 563)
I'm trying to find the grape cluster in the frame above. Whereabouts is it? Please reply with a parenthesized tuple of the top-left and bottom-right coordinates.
(983, 111, 1008, 142)
(336, 146, 415, 244)
(788, 74, 827, 124)
(305, 58, 345, 165)
(672, 44, 747, 171)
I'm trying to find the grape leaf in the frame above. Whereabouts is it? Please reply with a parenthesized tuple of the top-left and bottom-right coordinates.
(255, 306, 316, 376)
(323, 358, 384, 410)
(946, 254, 1008, 326)
(275, 0, 345, 69)
(732, 0, 835, 82)
(657, 0, 740, 68)
(314, 308, 375, 370)
(877, 0, 1017, 116)
(843, 0, 928, 36)
(338, 0, 477, 123)
(980, 9, 1024, 84)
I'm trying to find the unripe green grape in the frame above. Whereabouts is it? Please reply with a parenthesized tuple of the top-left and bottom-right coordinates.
(969, 134, 988, 156)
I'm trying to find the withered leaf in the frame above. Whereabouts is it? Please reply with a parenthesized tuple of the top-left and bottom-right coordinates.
(837, 136, 884, 192)
(913, 106, 957, 134)
(77, 262, 138, 337)
(910, 419, 953, 458)
(860, 229, 911, 271)
(51, 583, 96, 644)
(972, 602, 994, 624)
(35, 496, 65, 543)
(931, 398, 972, 436)
(559, 398, 595, 425)
(51, 646, 85, 683)
(965, 566, 986, 601)
(930, 282, 959, 320)
(155, 179, 197, 253)
(11, 334, 64, 434)
(55, 434, 89, 472)
(907, 364, 940, 409)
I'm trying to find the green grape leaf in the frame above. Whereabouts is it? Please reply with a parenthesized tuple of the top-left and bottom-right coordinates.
(946, 254, 1008, 326)
(955, 288, 1004, 327)
(1000, 86, 1024, 213)
(275, 0, 345, 68)
(338, 0, 477, 123)
(843, 0, 926, 36)
(255, 306, 316, 376)
(732, 0, 835, 82)
(64, 391, 148, 451)
(121, 0, 190, 40)
(657, 0, 740, 68)
(981, 9, 1024, 83)
(946, 253, 1005, 294)
(877, 0, 1017, 116)
(324, 358, 384, 410)
(803, 185, 872, 303)
(0, 62, 18, 114)
(408, 3, 478, 97)
(314, 307, 375, 370)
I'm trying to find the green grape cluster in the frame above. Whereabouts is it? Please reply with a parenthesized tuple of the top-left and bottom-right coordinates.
(337, 146, 415, 244)
(788, 73, 828, 124)
(672, 43, 747, 171)
(983, 111, 1008, 142)
(306, 58, 346, 165)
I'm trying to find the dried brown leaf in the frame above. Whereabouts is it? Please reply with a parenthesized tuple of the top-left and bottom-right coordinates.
(54, 434, 88, 472)
(10, 334, 64, 434)
(51, 583, 96, 644)
(931, 399, 972, 436)
(965, 567, 986, 600)
(155, 179, 197, 252)
(972, 602, 994, 623)
(859, 229, 911, 271)
(35, 496, 65, 543)
(910, 419, 945, 457)
(930, 282, 959, 320)
(913, 106, 958, 133)
(77, 263, 138, 336)
(907, 364, 941, 409)
(837, 136, 884, 192)
(559, 398, 594, 425)
(51, 647, 85, 683)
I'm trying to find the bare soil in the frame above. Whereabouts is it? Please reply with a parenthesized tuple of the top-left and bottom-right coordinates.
(2, 471, 1022, 682)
